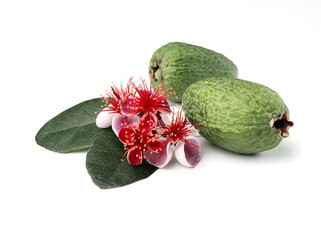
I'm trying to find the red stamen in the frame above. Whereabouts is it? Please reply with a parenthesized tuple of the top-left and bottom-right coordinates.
(162, 109, 202, 147)
(121, 78, 176, 118)
(98, 78, 134, 114)
(118, 113, 163, 165)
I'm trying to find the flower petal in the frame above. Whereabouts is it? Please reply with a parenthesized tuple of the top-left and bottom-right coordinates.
(157, 112, 170, 127)
(145, 141, 172, 168)
(139, 113, 158, 134)
(175, 137, 201, 168)
(112, 113, 140, 135)
(118, 126, 135, 145)
(154, 126, 164, 136)
(96, 109, 115, 128)
(120, 96, 141, 115)
(127, 147, 143, 165)
(148, 139, 163, 152)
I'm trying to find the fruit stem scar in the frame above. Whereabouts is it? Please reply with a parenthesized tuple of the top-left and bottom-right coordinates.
(270, 113, 294, 138)
(150, 59, 161, 81)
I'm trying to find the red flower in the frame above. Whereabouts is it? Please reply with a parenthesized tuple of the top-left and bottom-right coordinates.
(99, 78, 134, 115)
(118, 114, 163, 165)
(120, 78, 176, 121)
(96, 78, 139, 133)
(162, 109, 202, 146)
(145, 109, 202, 168)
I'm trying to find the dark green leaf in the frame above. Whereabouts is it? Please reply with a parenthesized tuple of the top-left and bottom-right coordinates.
(35, 98, 104, 153)
(86, 129, 158, 189)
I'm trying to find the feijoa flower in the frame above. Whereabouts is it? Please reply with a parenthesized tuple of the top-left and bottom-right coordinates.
(96, 78, 139, 135)
(146, 109, 202, 168)
(120, 78, 176, 125)
(118, 113, 163, 165)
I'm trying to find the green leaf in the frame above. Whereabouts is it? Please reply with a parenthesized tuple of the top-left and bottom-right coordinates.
(35, 98, 104, 153)
(86, 129, 158, 189)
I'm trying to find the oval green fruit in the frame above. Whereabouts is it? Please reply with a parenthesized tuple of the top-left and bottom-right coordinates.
(182, 77, 294, 154)
(149, 42, 238, 102)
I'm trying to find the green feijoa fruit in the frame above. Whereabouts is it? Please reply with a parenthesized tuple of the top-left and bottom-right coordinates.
(182, 77, 294, 154)
(149, 42, 238, 102)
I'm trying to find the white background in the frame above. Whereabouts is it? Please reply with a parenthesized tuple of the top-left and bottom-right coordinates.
(1, 0, 320, 239)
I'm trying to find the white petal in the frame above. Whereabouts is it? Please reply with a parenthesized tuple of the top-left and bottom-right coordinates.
(154, 127, 164, 136)
(112, 113, 140, 136)
(158, 112, 171, 127)
(175, 137, 201, 168)
(145, 141, 173, 168)
(96, 109, 114, 128)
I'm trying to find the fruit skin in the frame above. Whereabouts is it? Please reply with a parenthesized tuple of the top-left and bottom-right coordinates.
(182, 77, 291, 154)
(149, 42, 238, 102)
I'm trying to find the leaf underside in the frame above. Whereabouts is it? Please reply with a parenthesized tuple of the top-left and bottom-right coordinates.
(86, 129, 158, 189)
(35, 98, 104, 153)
